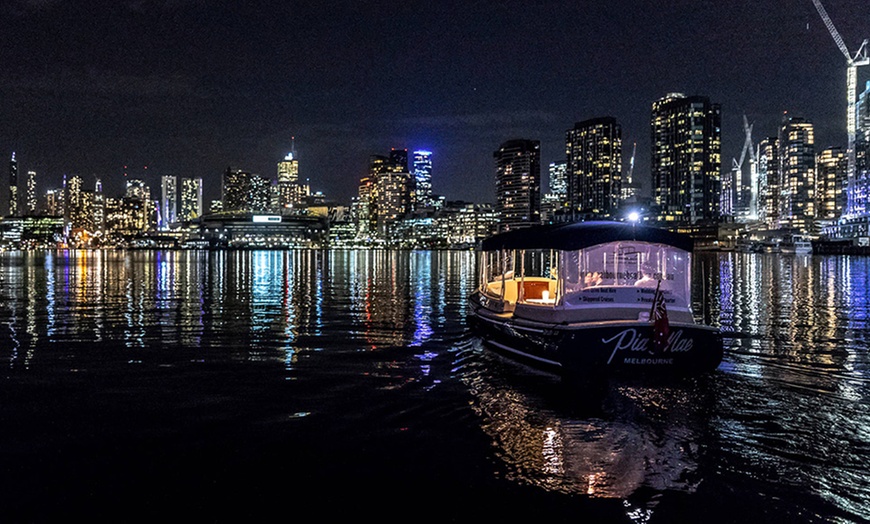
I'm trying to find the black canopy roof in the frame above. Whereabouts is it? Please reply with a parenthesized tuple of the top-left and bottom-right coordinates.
(480, 221, 694, 252)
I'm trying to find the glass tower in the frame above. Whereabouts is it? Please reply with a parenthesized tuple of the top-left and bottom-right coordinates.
(493, 139, 541, 232)
(651, 93, 721, 224)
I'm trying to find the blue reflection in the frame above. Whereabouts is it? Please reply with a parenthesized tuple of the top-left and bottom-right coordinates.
(411, 251, 433, 347)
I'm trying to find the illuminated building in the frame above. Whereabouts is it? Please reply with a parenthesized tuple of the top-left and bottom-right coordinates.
(277, 144, 306, 210)
(817, 147, 847, 220)
(412, 150, 433, 210)
(195, 212, 326, 248)
(357, 150, 412, 241)
(181, 177, 203, 221)
(778, 115, 816, 233)
(852, 80, 870, 216)
(94, 178, 105, 235)
(8, 152, 18, 216)
(124, 178, 154, 233)
(651, 93, 721, 224)
(65, 175, 86, 230)
(757, 137, 779, 228)
(44, 188, 64, 216)
(494, 139, 541, 232)
(388, 201, 498, 248)
(565, 117, 622, 218)
(25, 170, 36, 216)
(0, 216, 64, 248)
(126, 178, 149, 200)
(222, 168, 272, 213)
(160, 175, 178, 228)
(542, 160, 569, 223)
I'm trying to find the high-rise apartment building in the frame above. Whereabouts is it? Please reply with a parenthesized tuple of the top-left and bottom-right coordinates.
(65, 175, 88, 230)
(412, 150, 433, 210)
(222, 168, 271, 213)
(126, 178, 149, 200)
(161, 175, 178, 229)
(757, 137, 780, 228)
(565, 117, 622, 218)
(853, 81, 870, 217)
(181, 177, 203, 220)
(493, 139, 541, 232)
(358, 151, 412, 239)
(778, 115, 816, 232)
(651, 93, 721, 224)
(45, 188, 64, 216)
(9, 152, 18, 216)
(125, 178, 153, 232)
(542, 160, 568, 223)
(25, 170, 37, 216)
(94, 178, 105, 234)
(817, 147, 847, 221)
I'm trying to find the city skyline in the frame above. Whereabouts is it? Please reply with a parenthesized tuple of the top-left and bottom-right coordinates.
(1, 1, 868, 206)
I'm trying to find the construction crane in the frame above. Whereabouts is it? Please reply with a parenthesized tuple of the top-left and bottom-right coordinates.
(727, 115, 757, 221)
(811, 0, 869, 217)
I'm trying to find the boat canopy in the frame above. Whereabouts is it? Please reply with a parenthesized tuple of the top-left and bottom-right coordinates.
(480, 221, 694, 253)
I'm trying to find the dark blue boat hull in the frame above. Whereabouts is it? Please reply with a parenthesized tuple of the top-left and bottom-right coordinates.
(468, 301, 723, 378)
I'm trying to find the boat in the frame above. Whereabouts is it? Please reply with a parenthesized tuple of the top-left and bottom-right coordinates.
(467, 221, 723, 379)
(779, 234, 813, 255)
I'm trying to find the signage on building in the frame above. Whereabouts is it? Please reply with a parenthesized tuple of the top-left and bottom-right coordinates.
(252, 215, 282, 223)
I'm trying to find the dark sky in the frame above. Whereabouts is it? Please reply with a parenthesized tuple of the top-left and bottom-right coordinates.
(1, 0, 868, 207)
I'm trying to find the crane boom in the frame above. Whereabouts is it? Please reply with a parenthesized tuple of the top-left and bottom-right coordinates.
(812, 0, 851, 60)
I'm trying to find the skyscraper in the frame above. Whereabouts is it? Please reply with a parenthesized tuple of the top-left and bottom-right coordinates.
(778, 115, 816, 233)
(565, 117, 622, 218)
(9, 152, 18, 216)
(412, 150, 433, 210)
(94, 178, 105, 234)
(853, 80, 870, 217)
(277, 147, 301, 210)
(651, 93, 721, 224)
(125, 178, 153, 232)
(493, 139, 541, 232)
(757, 137, 780, 228)
(222, 168, 271, 213)
(359, 151, 412, 239)
(181, 177, 203, 220)
(161, 175, 178, 229)
(25, 170, 36, 216)
(65, 175, 88, 230)
(542, 160, 569, 223)
(817, 147, 848, 220)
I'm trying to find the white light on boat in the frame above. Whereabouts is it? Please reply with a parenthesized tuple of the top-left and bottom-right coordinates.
(542, 290, 549, 301)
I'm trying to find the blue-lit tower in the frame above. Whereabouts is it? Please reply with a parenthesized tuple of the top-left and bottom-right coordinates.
(412, 150, 433, 210)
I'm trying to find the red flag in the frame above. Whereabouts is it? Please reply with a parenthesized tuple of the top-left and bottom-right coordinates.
(650, 280, 670, 353)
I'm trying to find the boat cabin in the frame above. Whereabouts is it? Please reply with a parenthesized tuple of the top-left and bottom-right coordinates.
(477, 221, 695, 325)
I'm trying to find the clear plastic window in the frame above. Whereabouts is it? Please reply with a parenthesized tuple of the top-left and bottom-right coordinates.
(560, 241, 691, 307)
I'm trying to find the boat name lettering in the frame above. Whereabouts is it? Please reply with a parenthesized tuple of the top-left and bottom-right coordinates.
(602, 328, 694, 364)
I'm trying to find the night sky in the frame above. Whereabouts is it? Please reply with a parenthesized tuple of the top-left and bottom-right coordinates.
(1, 0, 868, 207)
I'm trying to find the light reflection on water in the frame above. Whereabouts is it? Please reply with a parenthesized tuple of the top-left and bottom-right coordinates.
(0, 249, 869, 522)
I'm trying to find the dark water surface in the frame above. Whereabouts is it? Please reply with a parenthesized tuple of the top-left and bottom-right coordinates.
(0, 249, 869, 523)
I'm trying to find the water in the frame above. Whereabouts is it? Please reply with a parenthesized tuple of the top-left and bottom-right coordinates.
(0, 249, 869, 523)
